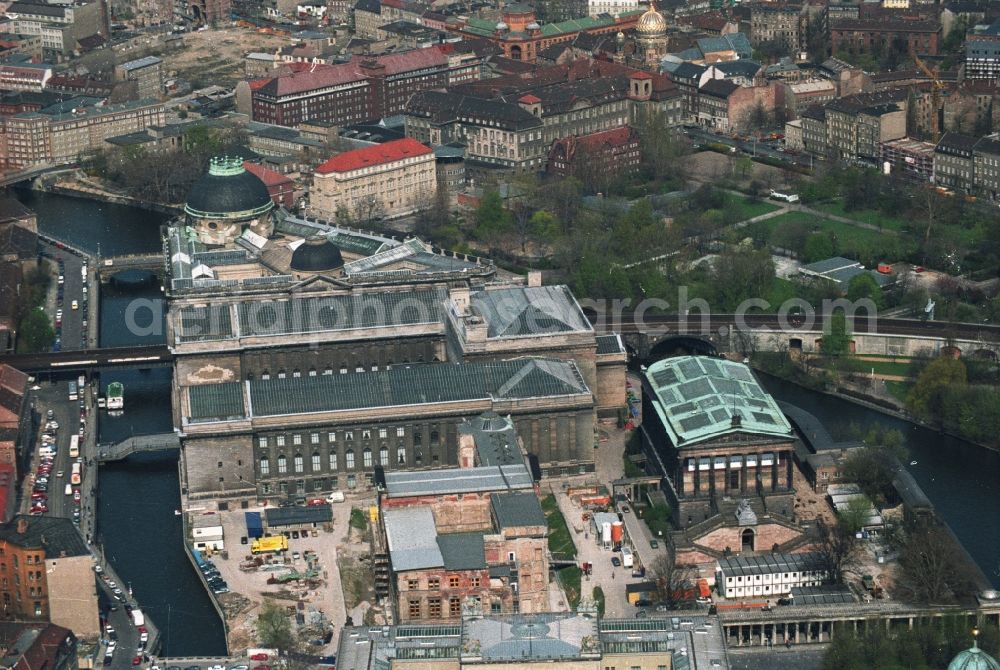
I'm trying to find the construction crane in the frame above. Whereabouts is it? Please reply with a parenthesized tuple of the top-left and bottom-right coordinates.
(912, 51, 944, 137)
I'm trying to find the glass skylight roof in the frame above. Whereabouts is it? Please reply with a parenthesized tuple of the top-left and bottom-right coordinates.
(644, 356, 792, 447)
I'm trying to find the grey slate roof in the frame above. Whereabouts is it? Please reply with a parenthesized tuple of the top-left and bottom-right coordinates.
(384, 464, 533, 498)
(436, 532, 486, 570)
(595, 334, 624, 355)
(491, 492, 546, 529)
(470, 285, 591, 338)
(384, 506, 442, 571)
(236, 289, 445, 337)
(260, 359, 585, 414)
(265, 505, 333, 527)
(800, 256, 859, 275)
(0, 515, 89, 557)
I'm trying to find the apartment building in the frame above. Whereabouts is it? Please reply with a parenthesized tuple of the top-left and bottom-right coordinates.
(1, 98, 164, 168)
(972, 135, 1000, 202)
(881, 137, 936, 182)
(933, 131, 977, 192)
(0, 63, 51, 92)
(0, 516, 98, 638)
(250, 46, 482, 128)
(587, 0, 640, 18)
(749, 2, 805, 52)
(830, 16, 942, 56)
(114, 56, 163, 100)
(965, 21, 1000, 81)
(311, 137, 436, 220)
(4, 0, 105, 60)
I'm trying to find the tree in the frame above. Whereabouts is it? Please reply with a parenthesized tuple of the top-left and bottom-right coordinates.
(837, 495, 873, 535)
(846, 273, 884, 310)
(840, 435, 905, 508)
(821, 311, 851, 357)
(711, 248, 775, 312)
(17, 308, 54, 353)
(649, 549, 698, 610)
(474, 189, 511, 247)
(804, 233, 835, 262)
(257, 600, 295, 651)
(813, 517, 861, 584)
(906, 356, 966, 421)
(896, 519, 976, 604)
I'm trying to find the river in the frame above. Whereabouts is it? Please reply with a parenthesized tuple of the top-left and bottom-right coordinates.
(14, 189, 228, 656)
(759, 373, 1000, 589)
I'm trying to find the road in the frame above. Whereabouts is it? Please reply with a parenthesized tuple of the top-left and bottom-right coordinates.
(40, 239, 92, 353)
(25, 381, 85, 523)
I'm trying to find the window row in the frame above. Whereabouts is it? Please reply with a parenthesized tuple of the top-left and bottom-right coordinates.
(258, 445, 440, 474)
(258, 426, 440, 447)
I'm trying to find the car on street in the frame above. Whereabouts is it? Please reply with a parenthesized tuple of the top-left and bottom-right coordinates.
(649, 539, 659, 549)
(249, 654, 268, 661)
(56, 470, 64, 478)
(132, 656, 143, 666)
(71, 300, 79, 310)
(620, 504, 630, 513)
(208, 665, 225, 670)
(611, 556, 621, 567)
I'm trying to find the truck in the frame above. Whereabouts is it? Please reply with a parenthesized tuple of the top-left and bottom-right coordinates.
(621, 546, 634, 568)
(131, 609, 145, 627)
(251, 535, 289, 554)
(326, 491, 345, 503)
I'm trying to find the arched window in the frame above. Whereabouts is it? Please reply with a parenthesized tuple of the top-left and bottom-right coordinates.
(323, 366, 333, 376)
(293, 454, 304, 473)
(278, 369, 286, 379)
(329, 452, 338, 470)
(397, 446, 406, 465)
(262, 370, 270, 381)
(259, 457, 270, 475)
(363, 448, 373, 468)
(277, 455, 288, 474)
(292, 368, 301, 378)
(308, 367, 317, 377)
(345, 449, 355, 469)
(312, 452, 321, 471)
(379, 447, 389, 466)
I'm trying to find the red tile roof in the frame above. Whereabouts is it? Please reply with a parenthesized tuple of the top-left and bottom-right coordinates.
(243, 161, 294, 187)
(315, 138, 432, 173)
(0, 464, 14, 524)
(256, 47, 449, 98)
(630, 71, 652, 79)
(519, 94, 541, 103)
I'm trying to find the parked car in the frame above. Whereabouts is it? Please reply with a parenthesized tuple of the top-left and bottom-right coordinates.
(611, 556, 621, 567)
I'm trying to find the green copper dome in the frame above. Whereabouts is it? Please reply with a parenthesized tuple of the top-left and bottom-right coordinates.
(949, 639, 1000, 670)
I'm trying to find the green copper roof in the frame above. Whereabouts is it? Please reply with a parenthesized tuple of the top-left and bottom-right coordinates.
(645, 356, 792, 447)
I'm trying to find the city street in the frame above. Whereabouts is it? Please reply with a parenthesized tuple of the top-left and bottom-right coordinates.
(682, 125, 814, 169)
(39, 239, 91, 352)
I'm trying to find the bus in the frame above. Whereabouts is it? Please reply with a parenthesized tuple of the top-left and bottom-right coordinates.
(77, 374, 86, 390)
(70, 463, 81, 485)
(68, 435, 80, 459)
(68, 381, 78, 401)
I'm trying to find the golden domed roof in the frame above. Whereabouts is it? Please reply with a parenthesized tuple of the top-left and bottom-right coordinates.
(636, 0, 666, 36)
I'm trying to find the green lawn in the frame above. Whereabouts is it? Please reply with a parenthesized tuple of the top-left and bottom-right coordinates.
(726, 194, 780, 222)
(813, 201, 909, 232)
(756, 211, 918, 265)
(542, 494, 577, 559)
(559, 565, 583, 610)
(821, 358, 915, 377)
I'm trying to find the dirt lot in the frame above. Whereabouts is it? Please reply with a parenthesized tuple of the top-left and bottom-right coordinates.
(210, 499, 364, 654)
(161, 28, 290, 87)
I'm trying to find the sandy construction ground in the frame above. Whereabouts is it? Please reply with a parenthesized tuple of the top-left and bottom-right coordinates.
(162, 27, 290, 87)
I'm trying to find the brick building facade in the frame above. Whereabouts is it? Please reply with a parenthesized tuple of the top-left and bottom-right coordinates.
(250, 47, 481, 128)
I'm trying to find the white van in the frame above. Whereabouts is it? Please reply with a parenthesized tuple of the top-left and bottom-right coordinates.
(621, 546, 634, 568)
(39, 447, 55, 458)
(65, 484, 73, 496)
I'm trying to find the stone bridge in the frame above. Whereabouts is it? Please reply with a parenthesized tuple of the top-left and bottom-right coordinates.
(96, 253, 166, 281)
(600, 314, 1000, 362)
